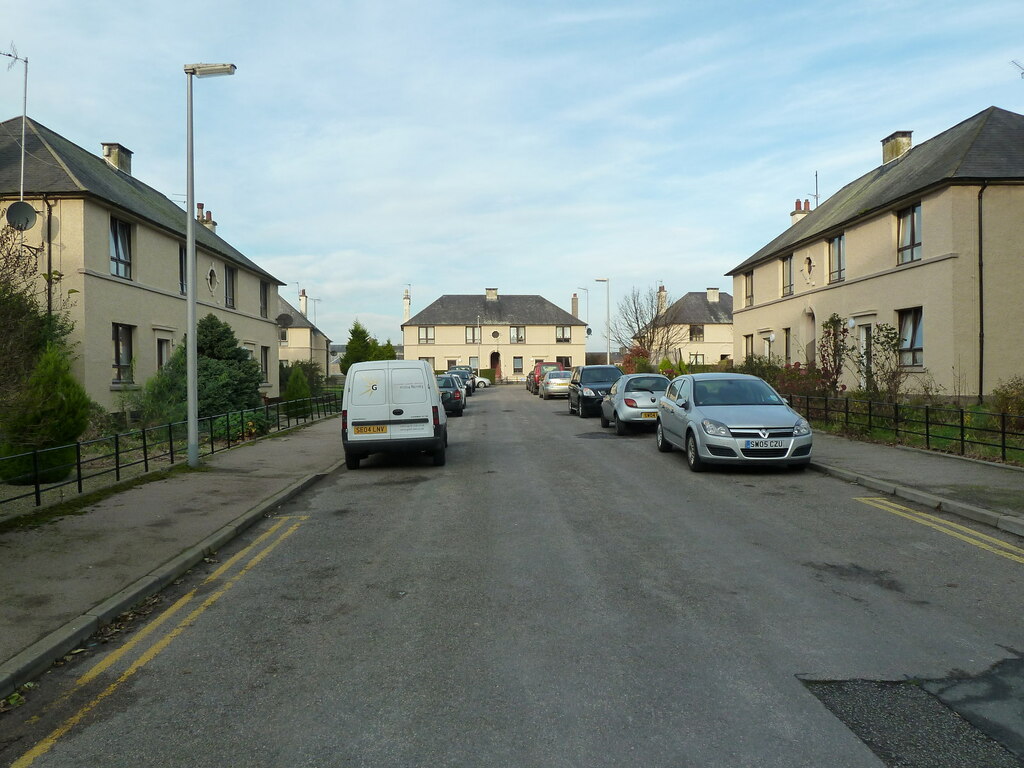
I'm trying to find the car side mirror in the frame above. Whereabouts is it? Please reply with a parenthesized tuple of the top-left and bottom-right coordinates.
(676, 398, 688, 409)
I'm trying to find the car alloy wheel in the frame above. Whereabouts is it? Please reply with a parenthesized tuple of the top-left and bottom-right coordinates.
(656, 422, 673, 452)
(685, 431, 706, 472)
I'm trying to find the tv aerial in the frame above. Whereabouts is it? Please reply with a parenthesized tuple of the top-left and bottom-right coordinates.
(1012, 60, 1024, 78)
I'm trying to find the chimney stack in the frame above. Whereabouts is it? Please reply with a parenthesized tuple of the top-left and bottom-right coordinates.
(101, 143, 133, 175)
(881, 130, 912, 163)
(707, 287, 719, 303)
(790, 198, 811, 226)
(656, 285, 667, 315)
(485, 287, 498, 302)
(571, 292, 579, 318)
(197, 203, 217, 232)
(299, 288, 308, 317)
(403, 288, 411, 322)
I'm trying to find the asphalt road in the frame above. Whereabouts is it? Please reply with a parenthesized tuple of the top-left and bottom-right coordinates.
(4, 385, 1024, 767)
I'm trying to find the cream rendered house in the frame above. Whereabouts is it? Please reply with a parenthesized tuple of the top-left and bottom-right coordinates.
(401, 288, 587, 380)
(727, 106, 1024, 400)
(0, 117, 284, 410)
(658, 288, 733, 367)
(277, 290, 332, 375)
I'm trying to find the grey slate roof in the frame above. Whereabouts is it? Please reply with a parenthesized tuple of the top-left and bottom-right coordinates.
(662, 291, 733, 325)
(0, 116, 282, 285)
(727, 106, 1024, 275)
(403, 294, 586, 327)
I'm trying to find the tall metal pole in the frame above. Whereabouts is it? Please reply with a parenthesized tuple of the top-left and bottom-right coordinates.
(595, 278, 610, 364)
(185, 71, 199, 467)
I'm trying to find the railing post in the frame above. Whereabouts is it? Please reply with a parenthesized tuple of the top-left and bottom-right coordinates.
(32, 449, 41, 507)
(168, 423, 175, 464)
(925, 405, 930, 449)
(868, 399, 873, 432)
(142, 426, 150, 472)
(226, 411, 233, 449)
(844, 396, 849, 427)
(115, 433, 121, 481)
(1001, 412, 1007, 462)
(959, 408, 966, 455)
(76, 442, 83, 494)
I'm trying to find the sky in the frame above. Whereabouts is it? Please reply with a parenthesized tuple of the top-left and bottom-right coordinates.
(3, 0, 1024, 352)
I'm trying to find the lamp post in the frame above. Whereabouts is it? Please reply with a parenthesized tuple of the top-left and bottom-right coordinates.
(595, 278, 610, 364)
(185, 62, 236, 468)
(575, 286, 590, 325)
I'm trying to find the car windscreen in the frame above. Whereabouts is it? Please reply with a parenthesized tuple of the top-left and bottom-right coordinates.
(693, 379, 784, 406)
(436, 376, 454, 388)
(580, 367, 621, 383)
(625, 376, 669, 392)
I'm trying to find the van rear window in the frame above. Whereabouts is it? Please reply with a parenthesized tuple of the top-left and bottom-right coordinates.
(348, 369, 387, 405)
(392, 367, 428, 404)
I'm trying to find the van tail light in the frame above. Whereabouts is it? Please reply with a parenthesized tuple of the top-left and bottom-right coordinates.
(342, 409, 348, 432)
(624, 398, 638, 408)
(432, 406, 440, 426)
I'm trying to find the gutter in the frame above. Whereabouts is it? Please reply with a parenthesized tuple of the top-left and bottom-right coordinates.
(977, 182, 987, 404)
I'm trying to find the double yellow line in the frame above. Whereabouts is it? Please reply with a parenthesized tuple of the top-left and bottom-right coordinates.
(13, 515, 308, 768)
(856, 497, 1024, 565)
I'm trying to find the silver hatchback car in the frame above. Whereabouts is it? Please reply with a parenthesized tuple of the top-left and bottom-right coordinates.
(600, 373, 670, 435)
(655, 372, 812, 471)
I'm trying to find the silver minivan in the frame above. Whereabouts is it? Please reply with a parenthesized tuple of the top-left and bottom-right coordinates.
(342, 360, 448, 469)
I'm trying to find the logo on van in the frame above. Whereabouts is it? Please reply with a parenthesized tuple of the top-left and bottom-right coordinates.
(361, 380, 380, 395)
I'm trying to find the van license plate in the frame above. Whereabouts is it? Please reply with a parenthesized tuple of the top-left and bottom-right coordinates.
(745, 439, 784, 448)
(353, 425, 388, 435)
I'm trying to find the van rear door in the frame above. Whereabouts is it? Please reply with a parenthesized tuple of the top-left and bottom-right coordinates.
(389, 364, 433, 438)
(346, 365, 391, 442)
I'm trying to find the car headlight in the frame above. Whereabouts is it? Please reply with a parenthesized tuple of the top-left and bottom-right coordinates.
(793, 418, 811, 436)
(582, 387, 596, 397)
(701, 418, 730, 437)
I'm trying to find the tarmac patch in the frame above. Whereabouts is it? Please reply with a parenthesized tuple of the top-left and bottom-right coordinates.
(802, 561, 905, 593)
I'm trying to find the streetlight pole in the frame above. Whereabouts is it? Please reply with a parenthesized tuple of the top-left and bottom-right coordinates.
(185, 62, 236, 468)
(595, 278, 610, 364)
(575, 286, 590, 325)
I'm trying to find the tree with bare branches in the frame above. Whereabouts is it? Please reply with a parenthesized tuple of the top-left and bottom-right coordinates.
(610, 285, 687, 364)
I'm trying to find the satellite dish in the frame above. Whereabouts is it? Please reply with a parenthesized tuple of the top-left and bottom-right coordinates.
(276, 313, 294, 328)
(6, 201, 37, 231)
(490, 330, 499, 339)
(587, 327, 593, 336)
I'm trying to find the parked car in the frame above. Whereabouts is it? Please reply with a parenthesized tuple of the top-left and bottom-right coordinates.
(342, 359, 448, 469)
(435, 374, 466, 416)
(472, 374, 489, 389)
(655, 372, 812, 472)
(539, 370, 572, 399)
(600, 373, 670, 434)
(448, 372, 469, 404)
(567, 364, 623, 417)
(528, 361, 565, 394)
(448, 366, 475, 395)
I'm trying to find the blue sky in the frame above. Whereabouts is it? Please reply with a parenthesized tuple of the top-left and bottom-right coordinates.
(3, 1, 1023, 351)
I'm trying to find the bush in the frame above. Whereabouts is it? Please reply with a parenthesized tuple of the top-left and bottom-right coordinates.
(736, 355, 783, 387)
(209, 410, 271, 442)
(0, 344, 94, 484)
(991, 375, 1024, 431)
(774, 362, 826, 399)
(282, 366, 312, 418)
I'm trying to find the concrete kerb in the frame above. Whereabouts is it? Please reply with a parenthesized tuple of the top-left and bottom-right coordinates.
(0, 459, 345, 700)
(809, 460, 1023, 536)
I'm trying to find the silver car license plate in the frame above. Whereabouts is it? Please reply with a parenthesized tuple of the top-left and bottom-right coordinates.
(745, 439, 785, 449)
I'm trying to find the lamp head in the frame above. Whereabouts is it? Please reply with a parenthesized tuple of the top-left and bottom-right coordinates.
(184, 63, 237, 78)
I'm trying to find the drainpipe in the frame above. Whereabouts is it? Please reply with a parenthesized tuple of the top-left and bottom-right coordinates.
(977, 183, 988, 404)
(43, 195, 53, 316)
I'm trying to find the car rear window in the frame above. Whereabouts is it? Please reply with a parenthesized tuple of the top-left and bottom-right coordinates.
(547, 371, 571, 379)
(436, 376, 454, 387)
(581, 366, 621, 383)
(626, 376, 670, 392)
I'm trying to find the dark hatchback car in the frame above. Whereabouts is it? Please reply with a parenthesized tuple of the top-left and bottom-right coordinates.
(436, 374, 466, 416)
(567, 364, 623, 417)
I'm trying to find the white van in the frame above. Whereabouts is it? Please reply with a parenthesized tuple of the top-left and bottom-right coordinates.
(342, 360, 448, 469)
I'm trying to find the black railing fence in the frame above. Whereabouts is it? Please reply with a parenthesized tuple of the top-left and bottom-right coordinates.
(0, 394, 341, 510)
(784, 392, 1024, 464)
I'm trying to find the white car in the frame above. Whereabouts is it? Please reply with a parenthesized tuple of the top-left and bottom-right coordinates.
(471, 374, 490, 388)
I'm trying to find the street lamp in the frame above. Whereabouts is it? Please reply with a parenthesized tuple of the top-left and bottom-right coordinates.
(575, 286, 590, 325)
(185, 62, 236, 468)
(595, 278, 610, 364)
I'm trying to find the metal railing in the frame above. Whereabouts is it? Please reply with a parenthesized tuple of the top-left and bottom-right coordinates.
(784, 392, 1024, 464)
(0, 394, 341, 510)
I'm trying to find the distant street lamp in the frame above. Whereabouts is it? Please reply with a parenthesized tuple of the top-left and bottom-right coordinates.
(185, 62, 236, 468)
(595, 278, 610, 364)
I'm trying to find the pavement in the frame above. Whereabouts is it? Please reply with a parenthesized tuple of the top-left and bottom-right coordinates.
(1, 415, 1023, 700)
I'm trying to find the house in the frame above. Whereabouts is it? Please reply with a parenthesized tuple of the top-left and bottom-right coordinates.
(657, 287, 733, 367)
(277, 289, 332, 376)
(726, 106, 1024, 399)
(401, 287, 587, 380)
(0, 117, 284, 410)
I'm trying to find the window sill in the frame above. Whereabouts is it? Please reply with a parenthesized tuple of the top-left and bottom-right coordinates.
(110, 382, 141, 391)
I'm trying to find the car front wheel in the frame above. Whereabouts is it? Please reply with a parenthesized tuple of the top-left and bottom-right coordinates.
(656, 422, 673, 452)
(685, 431, 706, 472)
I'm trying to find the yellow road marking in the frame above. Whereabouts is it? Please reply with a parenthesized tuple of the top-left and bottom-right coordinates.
(13, 516, 308, 768)
(856, 497, 1024, 565)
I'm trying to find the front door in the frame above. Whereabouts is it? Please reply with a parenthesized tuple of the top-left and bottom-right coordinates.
(490, 351, 501, 381)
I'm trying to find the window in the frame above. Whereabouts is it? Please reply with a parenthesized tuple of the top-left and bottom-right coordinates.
(468, 356, 479, 370)
(743, 334, 753, 360)
(829, 234, 846, 283)
(447, 359, 458, 370)
(898, 204, 922, 264)
(109, 218, 132, 279)
(781, 255, 793, 296)
(178, 245, 187, 295)
(260, 346, 270, 383)
(783, 327, 792, 365)
(510, 326, 526, 344)
(419, 357, 435, 371)
(418, 326, 435, 344)
(898, 307, 923, 366)
(157, 338, 172, 370)
(689, 324, 704, 342)
(260, 281, 269, 318)
(112, 323, 134, 383)
(466, 325, 481, 344)
(743, 271, 753, 307)
(224, 266, 236, 308)
(279, 327, 288, 343)
(513, 356, 524, 374)
(556, 326, 571, 343)
(556, 356, 571, 368)
(689, 353, 705, 365)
